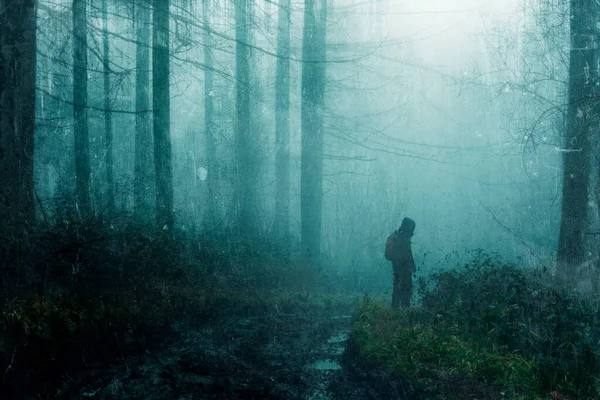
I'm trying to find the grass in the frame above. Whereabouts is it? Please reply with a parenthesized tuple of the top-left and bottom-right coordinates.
(349, 253, 600, 400)
(350, 300, 538, 399)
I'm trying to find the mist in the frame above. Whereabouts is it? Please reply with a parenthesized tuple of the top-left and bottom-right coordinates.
(35, 0, 563, 278)
(1, 0, 597, 398)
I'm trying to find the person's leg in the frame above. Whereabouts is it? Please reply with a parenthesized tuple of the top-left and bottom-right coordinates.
(392, 265, 400, 308)
(399, 270, 413, 307)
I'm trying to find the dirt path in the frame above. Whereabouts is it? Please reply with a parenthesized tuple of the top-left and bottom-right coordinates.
(68, 307, 388, 400)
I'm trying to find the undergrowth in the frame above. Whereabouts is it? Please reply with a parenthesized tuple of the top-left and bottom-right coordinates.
(350, 252, 600, 399)
(0, 216, 357, 398)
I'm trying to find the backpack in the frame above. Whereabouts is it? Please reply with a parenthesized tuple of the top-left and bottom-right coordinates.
(385, 232, 397, 261)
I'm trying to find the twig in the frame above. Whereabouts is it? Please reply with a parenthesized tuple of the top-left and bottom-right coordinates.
(479, 201, 541, 263)
(4, 346, 16, 382)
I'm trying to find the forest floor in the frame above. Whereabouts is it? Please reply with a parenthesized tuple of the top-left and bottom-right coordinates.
(1, 222, 401, 399)
(58, 303, 393, 400)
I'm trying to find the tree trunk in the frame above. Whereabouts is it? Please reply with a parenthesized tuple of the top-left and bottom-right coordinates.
(102, 0, 115, 217)
(301, 0, 327, 267)
(153, 0, 174, 231)
(275, 0, 291, 258)
(134, 0, 154, 222)
(235, 0, 259, 240)
(0, 0, 37, 222)
(203, 0, 216, 228)
(557, 0, 598, 280)
(73, 0, 93, 219)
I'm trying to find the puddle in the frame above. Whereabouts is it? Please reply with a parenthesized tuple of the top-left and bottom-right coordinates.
(327, 330, 349, 344)
(308, 359, 342, 371)
(331, 315, 352, 320)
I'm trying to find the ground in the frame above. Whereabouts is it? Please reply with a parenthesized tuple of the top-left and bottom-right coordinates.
(58, 304, 394, 400)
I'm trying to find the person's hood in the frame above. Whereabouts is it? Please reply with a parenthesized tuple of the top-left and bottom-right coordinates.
(398, 217, 416, 234)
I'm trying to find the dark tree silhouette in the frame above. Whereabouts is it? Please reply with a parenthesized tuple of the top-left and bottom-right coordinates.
(557, 0, 598, 280)
(275, 0, 292, 258)
(234, 0, 260, 240)
(153, 0, 174, 231)
(102, 0, 115, 217)
(134, 0, 154, 222)
(0, 0, 37, 222)
(73, 0, 93, 218)
(301, 0, 327, 266)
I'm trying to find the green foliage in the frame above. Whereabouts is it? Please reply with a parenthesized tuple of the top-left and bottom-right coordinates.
(422, 252, 600, 398)
(351, 252, 600, 399)
(351, 300, 537, 399)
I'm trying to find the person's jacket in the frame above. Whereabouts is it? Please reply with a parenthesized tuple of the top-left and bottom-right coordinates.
(388, 230, 416, 274)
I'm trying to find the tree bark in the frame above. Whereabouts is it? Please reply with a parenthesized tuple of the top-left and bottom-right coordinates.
(557, 0, 598, 280)
(275, 0, 291, 258)
(235, 0, 259, 239)
(134, 0, 154, 222)
(203, 0, 216, 228)
(0, 0, 37, 222)
(301, 0, 327, 267)
(102, 0, 115, 217)
(73, 0, 93, 219)
(153, 0, 174, 231)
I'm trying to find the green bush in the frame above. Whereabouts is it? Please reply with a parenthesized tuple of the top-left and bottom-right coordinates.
(421, 252, 600, 397)
(350, 252, 600, 399)
(350, 300, 537, 399)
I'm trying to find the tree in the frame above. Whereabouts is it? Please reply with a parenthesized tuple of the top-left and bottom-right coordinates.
(0, 0, 37, 222)
(556, 0, 598, 280)
(274, 0, 291, 258)
(234, 0, 260, 240)
(102, 0, 115, 217)
(153, 0, 174, 231)
(301, 0, 327, 266)
(73, 0, 93, 219)
(203, 0, 217, 228)
(134, 0, 154, 222)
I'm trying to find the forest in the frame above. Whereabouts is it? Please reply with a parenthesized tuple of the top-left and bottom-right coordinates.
(1, 0, 600, 398)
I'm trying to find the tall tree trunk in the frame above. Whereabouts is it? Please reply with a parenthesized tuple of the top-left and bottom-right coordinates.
(203, 0, 216, 228)
(275, 0, 291, 258)
(0, 0, 37, 222)
(152, 0, 174, 231)
(557, 0, 598, 280)
(73, 0, 93, 219)
(134, 0, 153, 222)
(301, 0, 327, 267)
(102, 0, 115, 217)
(235, 0, 259, 240)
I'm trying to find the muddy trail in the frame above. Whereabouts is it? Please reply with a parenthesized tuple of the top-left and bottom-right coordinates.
(65, 306, 394, 400)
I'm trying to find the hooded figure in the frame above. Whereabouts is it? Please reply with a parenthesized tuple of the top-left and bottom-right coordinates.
(385, 217, 417, 308)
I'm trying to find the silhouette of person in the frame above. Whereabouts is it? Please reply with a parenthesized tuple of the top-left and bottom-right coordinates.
(385, 217, 417, 308)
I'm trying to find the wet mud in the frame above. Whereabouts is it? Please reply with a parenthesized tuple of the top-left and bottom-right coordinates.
(63, 307, 399, 400)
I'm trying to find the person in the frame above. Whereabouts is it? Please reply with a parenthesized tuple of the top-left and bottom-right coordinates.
(385, 217, 417, 308)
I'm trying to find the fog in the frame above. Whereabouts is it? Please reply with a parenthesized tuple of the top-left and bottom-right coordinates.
(30, 0, 570, 292)
(6, 0, 600, 397)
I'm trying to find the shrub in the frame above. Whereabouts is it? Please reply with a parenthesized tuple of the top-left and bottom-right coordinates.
(421, 252, 600, 397)
(350, 252, 600, 399)
(350, 300, 537, 399)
